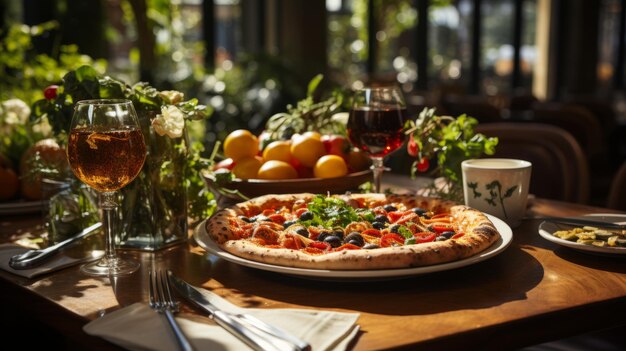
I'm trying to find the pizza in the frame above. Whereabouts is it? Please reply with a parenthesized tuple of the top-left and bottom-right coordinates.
(206, 193, 500, 270)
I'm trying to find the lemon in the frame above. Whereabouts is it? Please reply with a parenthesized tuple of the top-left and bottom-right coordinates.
(301, 131, 322, 140)
(262, 140, 292, 163)
(257, 160, 298, 180)
(290, 134, 326, 168)
(314, 155, 348, 178)
(223, 130, 259, 162)
(232, 156, 262, 179)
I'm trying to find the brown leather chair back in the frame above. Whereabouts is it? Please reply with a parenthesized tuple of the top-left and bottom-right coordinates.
(442, 96, 502, 123)
(607, 161, 626, 211)
(476, 122, 590, 204)
(531, 103, 604, 160)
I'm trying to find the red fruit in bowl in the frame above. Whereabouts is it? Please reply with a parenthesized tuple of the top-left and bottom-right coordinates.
(213, 158, 236, 171)
(322, 134, 351, 159)
(407, 134, 419, 157)
(44, 85, 59, 100)
(258, 130, 274, 152)
(347, 148, 371, 172)
(295, 164, 314, 179)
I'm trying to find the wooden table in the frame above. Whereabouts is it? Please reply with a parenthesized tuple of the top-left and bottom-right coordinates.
(1, 197, 626, 350)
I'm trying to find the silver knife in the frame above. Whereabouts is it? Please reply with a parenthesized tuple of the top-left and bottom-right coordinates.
(168, 271, 310, 351)
(542, 216, 626, 230)
(9, 222, 103, 269)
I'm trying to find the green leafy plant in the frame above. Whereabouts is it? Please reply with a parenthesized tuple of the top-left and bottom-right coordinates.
(0, 22, 106, 165)
(264, 74, 350, 141)
(0, 22, 106, 105)
(405, 108, 498, 202)
(30, 65, 215, 220)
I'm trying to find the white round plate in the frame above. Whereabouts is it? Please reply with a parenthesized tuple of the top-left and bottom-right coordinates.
(0, 200, 44, 216)
(194, 214, 513, 280)
(538, 213, 626, 256)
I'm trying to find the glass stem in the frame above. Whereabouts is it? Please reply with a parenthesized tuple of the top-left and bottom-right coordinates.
(99, 192, 118, 264)
(371, 157, 385, 193)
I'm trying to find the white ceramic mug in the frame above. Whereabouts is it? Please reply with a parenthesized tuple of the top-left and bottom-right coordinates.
(461, 159, 532, 228)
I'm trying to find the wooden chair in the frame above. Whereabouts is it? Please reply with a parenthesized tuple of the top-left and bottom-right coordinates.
(441, 95, 502, 123)
(531, 103, 604, 161)
(476, 123, 590, 204)
(607, 161, 626, 211)
(563, 95, 617, 133)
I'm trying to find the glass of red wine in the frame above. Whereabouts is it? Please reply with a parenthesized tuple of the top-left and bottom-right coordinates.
(67, 99, 147, 276)
(348, 86, 408, 193)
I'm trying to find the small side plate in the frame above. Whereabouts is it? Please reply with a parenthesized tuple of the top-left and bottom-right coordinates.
(538, 213, 626, 256)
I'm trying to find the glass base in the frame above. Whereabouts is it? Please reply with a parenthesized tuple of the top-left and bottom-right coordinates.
(80, 256, 140, 276)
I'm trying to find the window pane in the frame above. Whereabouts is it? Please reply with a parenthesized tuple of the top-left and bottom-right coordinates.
(215, 0, 242, 65)
(327, 0, 416, 89)
(521, 0, 537, 91)
(598, 0, 621, 93)
(481, 0, 515, 96)
(373, 0, 417, 88)
(428, 1, 472, 91)
(327, 0, 367, 86)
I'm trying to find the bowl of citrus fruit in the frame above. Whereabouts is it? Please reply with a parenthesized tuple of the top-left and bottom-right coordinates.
(204, 129, 372, 199)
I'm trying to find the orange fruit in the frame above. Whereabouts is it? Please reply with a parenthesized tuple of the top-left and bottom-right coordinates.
(0, 154, 19, 201)
(257, 160, 298, 180)
(262, 140, 292, 163)
(301, 131, 322, 140)
(314, 155, 348, 178)
(223, 130, 259, 162)
(20, 138, 68, 200)
(290, 133, 326, 168)
(232, 156, 262, 179)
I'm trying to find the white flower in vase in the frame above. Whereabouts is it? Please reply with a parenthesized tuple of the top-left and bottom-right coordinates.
(158, 90, 185, 105)
(152, 105, 185, 138)
(0, 98, 31, 135)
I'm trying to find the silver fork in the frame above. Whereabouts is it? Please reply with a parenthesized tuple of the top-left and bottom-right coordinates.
(149, 270, 195, 351)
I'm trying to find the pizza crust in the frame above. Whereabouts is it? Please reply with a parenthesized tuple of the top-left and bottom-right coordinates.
(205, 193, 500, 270)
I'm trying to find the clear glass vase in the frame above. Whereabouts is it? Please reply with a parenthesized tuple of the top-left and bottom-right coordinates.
(118, 111, 188, 251)
(45, 177, 100, 244)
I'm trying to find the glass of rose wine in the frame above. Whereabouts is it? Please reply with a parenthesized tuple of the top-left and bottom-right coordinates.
(67, 99, 147, 276)
(348, 86, 408, 193)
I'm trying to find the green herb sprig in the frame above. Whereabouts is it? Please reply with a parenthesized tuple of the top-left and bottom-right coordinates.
(299, 195, 361, 228)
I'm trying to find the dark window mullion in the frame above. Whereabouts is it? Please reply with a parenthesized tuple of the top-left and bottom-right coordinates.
(470, 0, 482, 94)
(241, 0, 266, 54)
(414, 0, 429, 90)
(512, 0, 524, 90)
(552, 0, 566, 101)
(367, 0, 376, 77)
(614, 0, 626, 90)
(258, 0, 266, 50)
(202, 0, 215, 69)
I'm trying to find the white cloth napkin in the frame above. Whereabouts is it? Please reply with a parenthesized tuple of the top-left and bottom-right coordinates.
(84, 288, 360, 351)
(0, 243, 102, 278)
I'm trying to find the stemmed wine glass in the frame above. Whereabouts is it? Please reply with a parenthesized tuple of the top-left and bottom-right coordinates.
(348, 86, 408, 193)
(67, 99, 147, 276)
